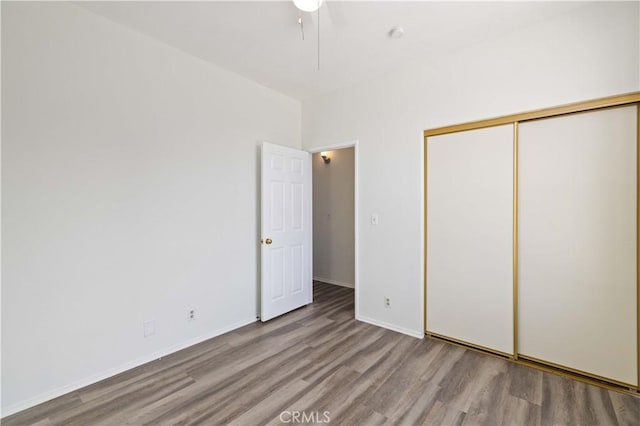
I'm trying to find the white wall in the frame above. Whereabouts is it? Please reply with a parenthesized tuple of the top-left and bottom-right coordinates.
(312, 148, 355, 287)
(302, 2, 639, 336)
(1, 2, 300, 414)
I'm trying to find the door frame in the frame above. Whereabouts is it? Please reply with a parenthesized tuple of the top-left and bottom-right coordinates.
(307, 141, 360, 318)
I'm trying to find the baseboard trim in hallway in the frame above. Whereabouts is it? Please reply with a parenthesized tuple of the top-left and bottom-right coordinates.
(313, 276, 354, 289)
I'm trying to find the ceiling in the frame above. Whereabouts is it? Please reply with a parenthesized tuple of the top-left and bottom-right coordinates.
(78, 1, 592, 101)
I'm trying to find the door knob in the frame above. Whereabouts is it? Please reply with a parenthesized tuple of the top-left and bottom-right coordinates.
(265, 238, 273, 245)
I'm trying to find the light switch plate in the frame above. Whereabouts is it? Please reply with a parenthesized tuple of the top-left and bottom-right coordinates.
(371, 214, 379, 225)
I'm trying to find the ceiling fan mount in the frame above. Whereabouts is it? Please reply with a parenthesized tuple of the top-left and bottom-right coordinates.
(293, 0, 324, 13)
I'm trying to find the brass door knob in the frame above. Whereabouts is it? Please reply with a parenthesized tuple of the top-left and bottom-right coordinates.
(265, 238, 273, 245)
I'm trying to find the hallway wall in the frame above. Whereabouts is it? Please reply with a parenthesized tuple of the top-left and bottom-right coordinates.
(312, 148, 355, 287)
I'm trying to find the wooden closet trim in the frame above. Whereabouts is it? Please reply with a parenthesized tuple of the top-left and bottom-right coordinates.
(423, 92, 640, 137)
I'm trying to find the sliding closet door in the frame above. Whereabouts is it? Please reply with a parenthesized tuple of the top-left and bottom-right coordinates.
(427, 125, 514, 355)
(519, 106, 638, 386)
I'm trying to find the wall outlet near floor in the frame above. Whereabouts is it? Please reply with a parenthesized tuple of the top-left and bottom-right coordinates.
(143, 319, 155, 337)
(384, 297, 391, 309)
(188, 309, 196, 321)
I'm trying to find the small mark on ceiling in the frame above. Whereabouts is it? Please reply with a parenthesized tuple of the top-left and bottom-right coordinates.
(388, 26, 405, 39)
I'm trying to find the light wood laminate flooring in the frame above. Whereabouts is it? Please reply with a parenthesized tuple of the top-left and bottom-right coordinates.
(4, 282, 639, 425)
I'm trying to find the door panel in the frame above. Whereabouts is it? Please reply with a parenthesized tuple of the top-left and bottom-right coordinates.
(427, 124, 514, 355)
(261, 142, 312, 321)
(518, 106, 637, 385)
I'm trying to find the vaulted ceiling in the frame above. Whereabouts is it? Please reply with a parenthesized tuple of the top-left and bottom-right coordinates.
(78, 1, 591, 100)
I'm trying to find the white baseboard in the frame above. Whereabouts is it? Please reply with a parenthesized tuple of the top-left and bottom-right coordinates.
(313, 276, 354, 289)
(1, 317, 257, 417)
(356, 315, 424, 339)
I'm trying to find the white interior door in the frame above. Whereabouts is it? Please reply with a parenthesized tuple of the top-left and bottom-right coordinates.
(261, 142, 312, 321)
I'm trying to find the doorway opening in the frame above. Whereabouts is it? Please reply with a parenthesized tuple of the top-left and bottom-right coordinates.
(309, 142, 359, 318)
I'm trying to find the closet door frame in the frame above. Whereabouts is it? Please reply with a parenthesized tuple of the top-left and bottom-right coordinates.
(423, 92, 640, 391)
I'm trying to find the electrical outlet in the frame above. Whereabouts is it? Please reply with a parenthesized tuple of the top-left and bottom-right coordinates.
(384, 297, 391, 309)
(188, 309, 196, 321)
(143, 320, 155, 337)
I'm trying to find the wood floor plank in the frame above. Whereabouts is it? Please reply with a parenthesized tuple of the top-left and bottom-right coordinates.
(1, 392, 82, 426)
(183, 347, 317, 424)
(435, 350, 507, 413)
(540, 372, 622, 426)
(268, 366, 363, 425)
(420, 400, 466, 426)
(465, 373, 541, 426)
(610, 389, 640, 426)
(226, 379, 312, 426)
(299, 329, 395, 385)
(3, 282, 639, 426)
(419, 341, 467, 384)
(583, 384, 619, 426)
(501, 396, 541, 426)
(507, 361, 543, 406)
(78, 342, 233, 404)
(140, 343, 315, 425)
(366, 340, 443, 418)
(332, 403, 387, 426)
(51, 373, 195, 426)
(389, 381, 441, 425)
(27, 419, 53, 426)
